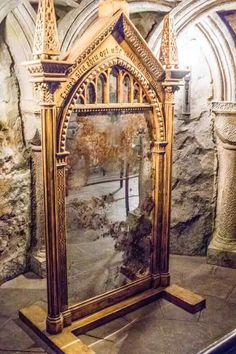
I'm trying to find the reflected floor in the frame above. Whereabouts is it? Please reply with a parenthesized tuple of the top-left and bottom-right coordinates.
(66, 176, 140, 304)
(77, 256, 236, 354)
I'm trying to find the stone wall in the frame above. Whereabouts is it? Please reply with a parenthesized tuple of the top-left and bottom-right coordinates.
(170, 25, 216, 255)
(0, 32, 30, 282)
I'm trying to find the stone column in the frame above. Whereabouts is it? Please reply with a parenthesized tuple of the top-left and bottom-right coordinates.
(208, 102, 236, 268)
(29, 129, 46, 278)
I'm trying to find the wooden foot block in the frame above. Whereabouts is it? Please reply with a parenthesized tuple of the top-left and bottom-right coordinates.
(19, 303, 95, 354)
(163, 284, 206, 314)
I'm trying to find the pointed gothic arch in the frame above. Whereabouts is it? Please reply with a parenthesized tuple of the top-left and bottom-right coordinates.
(57, 56, 165, 153)
(149, 0, 236, 101)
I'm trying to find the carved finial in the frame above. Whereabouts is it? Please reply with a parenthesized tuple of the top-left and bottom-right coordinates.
(159, 15, 179, 69)
(98, 0, 129, 18)
(33, 0, 60, 59)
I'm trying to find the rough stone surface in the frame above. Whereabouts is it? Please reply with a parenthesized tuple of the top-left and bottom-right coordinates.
(130, 12, 165, 41)
(170, 26, 216, 256)
(0, 35, 30, 282)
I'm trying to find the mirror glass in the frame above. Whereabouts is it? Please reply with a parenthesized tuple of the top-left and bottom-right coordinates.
(65, 110, 154, 305)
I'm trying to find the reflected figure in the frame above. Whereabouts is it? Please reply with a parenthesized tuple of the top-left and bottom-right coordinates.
(65, 111, 153, 305)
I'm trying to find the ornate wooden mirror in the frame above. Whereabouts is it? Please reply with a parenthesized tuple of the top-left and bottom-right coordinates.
(19, 0, 205, 351)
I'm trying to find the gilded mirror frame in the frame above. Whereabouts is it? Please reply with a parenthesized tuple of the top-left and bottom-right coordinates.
(19, 1, 205, 340)
(56, 55, 169, 327)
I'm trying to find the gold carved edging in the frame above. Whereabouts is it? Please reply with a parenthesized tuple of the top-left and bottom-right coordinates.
(34, 82, 55, 105)
(56, 11, 164, 106)
(121, 15, 163, 80)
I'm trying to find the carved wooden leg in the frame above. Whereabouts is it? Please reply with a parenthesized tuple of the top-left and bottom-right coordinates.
(41, 106, 63, 334)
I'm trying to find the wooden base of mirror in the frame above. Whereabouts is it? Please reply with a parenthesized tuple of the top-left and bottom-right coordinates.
(19, 285, 205, 354)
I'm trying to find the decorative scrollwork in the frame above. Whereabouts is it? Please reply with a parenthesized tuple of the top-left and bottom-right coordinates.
(67, 21, 117, 74)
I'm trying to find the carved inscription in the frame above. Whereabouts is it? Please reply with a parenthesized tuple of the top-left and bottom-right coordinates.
(61, 46, 123, 99)
(60, 43, 160, 100)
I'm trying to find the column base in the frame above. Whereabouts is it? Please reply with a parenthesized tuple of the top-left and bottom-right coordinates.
(152, 274, 161, 288)
(207, 241, 236, 269)
(160, 272, 170, 287)
(30, 251, 47, 278)
(46, 314, 64, 334)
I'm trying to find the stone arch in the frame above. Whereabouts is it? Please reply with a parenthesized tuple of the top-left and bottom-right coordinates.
(5, 1, 35, 61)
(149, 0, 236, 101)
(57, 56, 164, 153)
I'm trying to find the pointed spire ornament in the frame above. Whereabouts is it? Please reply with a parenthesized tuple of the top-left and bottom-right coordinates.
(33, 0, 60, 59)
(26, 0, 72, 91)
(159, 15, 179, 69)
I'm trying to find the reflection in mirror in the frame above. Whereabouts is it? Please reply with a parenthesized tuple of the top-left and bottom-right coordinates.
(86, 82, 96, 104)
(97, 74, 106, 104)
(134, 83, 140, 103)
(65, 110, 153, 305)
(123, 74, 131, 103)
(109, 67, 119, 103)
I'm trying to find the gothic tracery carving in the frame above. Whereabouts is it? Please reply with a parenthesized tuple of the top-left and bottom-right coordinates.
(58, 58, 165, 152)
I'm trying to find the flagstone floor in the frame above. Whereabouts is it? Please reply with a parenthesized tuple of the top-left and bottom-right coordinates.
(0, 255, 236, 354)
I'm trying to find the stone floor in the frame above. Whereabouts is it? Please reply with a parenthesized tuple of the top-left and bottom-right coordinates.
(0, 255, 236, 354)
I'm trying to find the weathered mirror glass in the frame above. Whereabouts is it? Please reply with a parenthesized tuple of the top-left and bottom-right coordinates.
(65, 109, 153, 305)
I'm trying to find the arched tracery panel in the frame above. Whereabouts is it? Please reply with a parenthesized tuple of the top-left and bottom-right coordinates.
(73, 66, 151, 106)
(58, 57, 166, 154)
